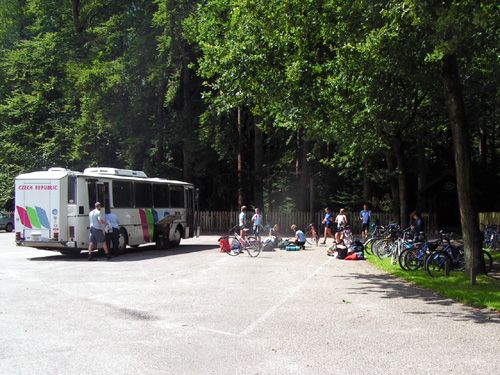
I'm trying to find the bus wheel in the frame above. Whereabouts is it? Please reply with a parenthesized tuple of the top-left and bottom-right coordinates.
(118, 229, 128, 254)
(169, 226, 182, 247)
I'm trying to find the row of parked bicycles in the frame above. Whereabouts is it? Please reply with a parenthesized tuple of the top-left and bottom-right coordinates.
(363, 224, 498, 278)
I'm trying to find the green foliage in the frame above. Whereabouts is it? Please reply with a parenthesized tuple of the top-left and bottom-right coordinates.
(0, 0, 497, 214)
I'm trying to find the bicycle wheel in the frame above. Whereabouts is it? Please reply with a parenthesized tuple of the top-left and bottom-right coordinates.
(403, 248, 424, 271)
(425, 250, 451, 277)
(398, 248, 411, 270)
(482, 250, 493, 274)
(371, 239, 383, 257)
(363, 238, 373, 255)
(377, 239, 395, 260)
(245, 236, 262, 257)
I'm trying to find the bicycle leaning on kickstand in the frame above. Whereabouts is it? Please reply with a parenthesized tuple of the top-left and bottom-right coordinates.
(225, 225, 263, 257)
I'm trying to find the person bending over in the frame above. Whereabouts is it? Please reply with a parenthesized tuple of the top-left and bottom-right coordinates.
(290, 224, 306, 250)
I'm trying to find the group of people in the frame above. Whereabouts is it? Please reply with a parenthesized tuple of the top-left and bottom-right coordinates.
(87, 201, 120, 261)
(237, 206, 306, 249)
(319, 204, 372, 245)
(239, 204, 424, 254)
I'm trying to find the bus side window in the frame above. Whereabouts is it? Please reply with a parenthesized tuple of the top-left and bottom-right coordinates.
(135, 183, 152, 208)
(153, 183, 169, 207)
(87, 182, 97, 209)
(113, 181, 133, 208)
(68, 175, 77, 204)
(170, 185, 184, 207)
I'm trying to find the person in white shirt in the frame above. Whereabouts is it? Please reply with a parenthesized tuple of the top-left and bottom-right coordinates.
(252, 207, 263, 241)
(88, 202, 111, 261)
(335, 208, 348, 244)
(290, 224, 306, 250)
(238, 206, 247, 239)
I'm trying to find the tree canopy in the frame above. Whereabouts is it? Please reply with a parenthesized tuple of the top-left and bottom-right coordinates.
(0, 0, 497, 221)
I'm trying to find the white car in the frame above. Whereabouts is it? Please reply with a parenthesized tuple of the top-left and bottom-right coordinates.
(0, 212, 14, 232)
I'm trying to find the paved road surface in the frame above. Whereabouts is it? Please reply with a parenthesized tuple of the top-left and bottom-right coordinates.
(0, 233, 499, 374)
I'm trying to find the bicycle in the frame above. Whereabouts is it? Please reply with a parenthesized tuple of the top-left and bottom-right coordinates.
(305, 223, 319, 246)
(226, 225, 262, 257)
(373, 224, 400, 259)
(363, 224, 385, 255)
(425, 233, 493, 277)
(390, 227, 414, 266)
(483, 225, 499, 251)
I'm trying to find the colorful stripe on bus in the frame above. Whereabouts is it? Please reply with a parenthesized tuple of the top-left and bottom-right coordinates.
(16, 206, 50, 229)
(139, 208, 156, 242)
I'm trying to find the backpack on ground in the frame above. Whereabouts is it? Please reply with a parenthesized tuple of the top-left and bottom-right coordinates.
(218, 236, 231, 253)
(336, 245, 348, 259)
(262, 236, 276, 251)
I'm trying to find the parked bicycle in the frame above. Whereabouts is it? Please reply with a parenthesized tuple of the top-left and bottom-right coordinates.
(362, 224, 386, 255)
(425, 232, 493, 277)
(483, 225, 499, 251)
(226, 225, 262, 257)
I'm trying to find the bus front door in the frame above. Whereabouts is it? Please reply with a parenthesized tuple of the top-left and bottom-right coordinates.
(185, 188, 194, 238)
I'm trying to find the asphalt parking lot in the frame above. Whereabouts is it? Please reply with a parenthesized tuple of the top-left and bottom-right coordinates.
(1, 233, 499, 375)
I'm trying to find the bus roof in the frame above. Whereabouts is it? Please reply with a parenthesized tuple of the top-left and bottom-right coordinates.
(16, 168, 194, 186)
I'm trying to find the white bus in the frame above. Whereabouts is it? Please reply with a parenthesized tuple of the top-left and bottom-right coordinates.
(14, 167, 198, 255)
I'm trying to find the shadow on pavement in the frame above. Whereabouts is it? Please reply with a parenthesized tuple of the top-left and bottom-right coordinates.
(28, 244, 217, 262)
(344, 271, 500, 324)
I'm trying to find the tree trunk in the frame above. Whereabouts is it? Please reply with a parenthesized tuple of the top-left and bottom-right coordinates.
(362, 161, 370, 203)
(441, 54, 483, 284)
(479, 126, 487, 168)
(416, 135, 426, 211)
(297, 137, 309, 211)
(253, 124, 264, 210)
(71, 0, 81, 32)
(385, 153, 400, 223)
(237, 108, 245, 207)
(393, 139, 408, 228)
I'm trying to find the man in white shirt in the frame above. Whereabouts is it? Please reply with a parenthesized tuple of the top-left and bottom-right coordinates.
(252, 207, 263, 241)
(88, 202, 111, 261)
(239, 205, 247, 239)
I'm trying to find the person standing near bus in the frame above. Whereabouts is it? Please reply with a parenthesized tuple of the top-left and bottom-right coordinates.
(88, 202, 111, 261)
(252, 207, 263, 241)
(105, 210, 120, 256)
(239, 206, 247, 239)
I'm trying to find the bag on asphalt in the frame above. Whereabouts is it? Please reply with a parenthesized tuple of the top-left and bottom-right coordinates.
(348, 240, 364, 255)
(336, 245, 348, 259)
(262, 237, 275, 251)
(218, 236, 231, 253)
(278, 239, 289, 249)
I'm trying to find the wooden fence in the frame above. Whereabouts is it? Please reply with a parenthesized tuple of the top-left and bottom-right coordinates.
(479, 212, 500, 230)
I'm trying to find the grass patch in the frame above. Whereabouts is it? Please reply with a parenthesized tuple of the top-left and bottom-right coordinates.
(366, 252, 500, 311)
